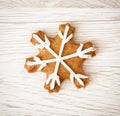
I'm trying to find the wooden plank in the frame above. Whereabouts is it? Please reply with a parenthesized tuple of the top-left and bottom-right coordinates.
(0, 0, 120, 8)
(0, 9, 120, 116)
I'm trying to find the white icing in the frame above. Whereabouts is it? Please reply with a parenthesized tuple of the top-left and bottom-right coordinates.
(33, 34, 57, 57)
(27, 43, 95, 66)
(58, 25, 73, 44)
(27, 25, 95, 90)
(77, 44, 95, 58)
(27, 56, 46, 71)
(61, 61, 88, 86)
(27, 57, 57, 66)
(46, 73, 60, 90)
(45, 25, 73, 89)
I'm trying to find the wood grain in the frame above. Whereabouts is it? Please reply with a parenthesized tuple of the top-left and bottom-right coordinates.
(0, 0, 120, 8)
(0, 8, 120, 116)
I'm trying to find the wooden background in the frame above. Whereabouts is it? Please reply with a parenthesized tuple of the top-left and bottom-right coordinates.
(0, 1, 120, 116)
(0, 0, 120, 8)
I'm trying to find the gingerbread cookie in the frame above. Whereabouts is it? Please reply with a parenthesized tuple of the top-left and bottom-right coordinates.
(24, 23, 96, 93)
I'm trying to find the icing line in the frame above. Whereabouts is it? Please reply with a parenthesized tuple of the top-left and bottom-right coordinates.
(28, 25, 95, 89)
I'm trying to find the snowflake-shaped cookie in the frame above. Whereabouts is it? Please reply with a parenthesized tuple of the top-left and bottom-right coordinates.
(25, 23, 96, 92)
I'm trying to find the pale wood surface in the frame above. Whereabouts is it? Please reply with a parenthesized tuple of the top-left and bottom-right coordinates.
(0, 0, 120, 8)
(0, 8, 120, 116)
